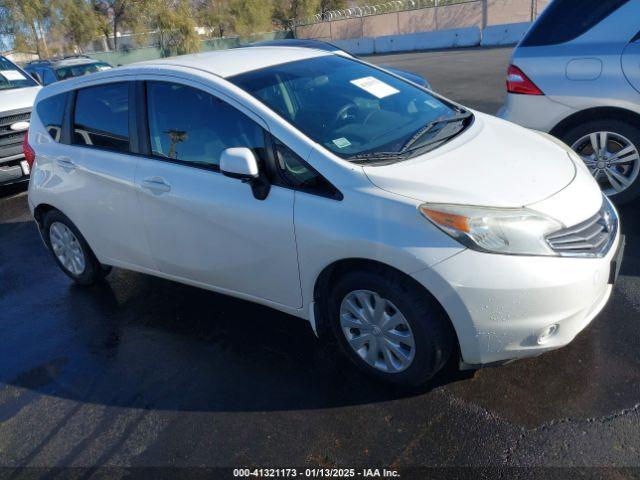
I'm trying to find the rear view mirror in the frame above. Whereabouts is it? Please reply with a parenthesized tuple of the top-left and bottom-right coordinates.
(220, 147, 259, 179)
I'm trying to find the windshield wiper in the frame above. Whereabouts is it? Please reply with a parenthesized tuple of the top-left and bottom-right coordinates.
(346, 151, 408, 165)
(401, 111, 472, 152)
(345, 111, 473, 165)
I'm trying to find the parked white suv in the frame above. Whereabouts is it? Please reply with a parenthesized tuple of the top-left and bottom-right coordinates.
(27, 47, 624, 386)
(0, 55, 41, 186)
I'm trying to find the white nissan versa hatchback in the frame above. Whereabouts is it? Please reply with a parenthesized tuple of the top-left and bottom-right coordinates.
(27, 47, 624, 386)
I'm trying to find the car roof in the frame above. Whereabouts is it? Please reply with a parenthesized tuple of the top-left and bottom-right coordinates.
(245, 39, 343, 53)
(133, 46, 330, 78)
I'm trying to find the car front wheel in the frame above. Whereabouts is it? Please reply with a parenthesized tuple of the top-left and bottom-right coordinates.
(327, 268, 454, 387)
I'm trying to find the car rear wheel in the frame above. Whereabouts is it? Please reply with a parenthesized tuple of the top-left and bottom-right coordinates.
(327, 268, 454, 387)
(43, 210, 109, 285)
(562, 120, 640, 204)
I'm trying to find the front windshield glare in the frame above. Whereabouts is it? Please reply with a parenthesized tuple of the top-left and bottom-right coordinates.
(230, 55, 460, 159)
(0, 57, 38, 90)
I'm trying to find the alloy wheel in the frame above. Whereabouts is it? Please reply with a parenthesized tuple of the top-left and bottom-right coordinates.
(49, 221, 86, 276)
(339, 290, 416, 373)
(571, 131, 640, 195)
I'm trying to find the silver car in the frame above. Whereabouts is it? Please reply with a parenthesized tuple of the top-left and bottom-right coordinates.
(498, 0, 640, 204)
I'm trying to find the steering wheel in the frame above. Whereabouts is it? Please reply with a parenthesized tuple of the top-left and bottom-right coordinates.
(330, 102, 359, 130)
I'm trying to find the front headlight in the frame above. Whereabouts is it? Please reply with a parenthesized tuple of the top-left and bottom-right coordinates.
(419, 203, 564, 256)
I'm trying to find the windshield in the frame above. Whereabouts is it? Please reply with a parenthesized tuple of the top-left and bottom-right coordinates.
(0, 57, 38, 91)
(55, 62, 112, 81)
(230, 55, 469, 161)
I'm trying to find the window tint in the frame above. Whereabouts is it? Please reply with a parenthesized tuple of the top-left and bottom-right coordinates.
(73, 82, 129, 153)
(521, 0, 629, 47)
(273, 138, 340, 198)
(146, 81, 266, 168)
(37, 93, 67, 142)
(0, 57, 38, 90)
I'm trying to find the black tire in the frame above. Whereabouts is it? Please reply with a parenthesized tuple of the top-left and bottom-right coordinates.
(42, 210, 108, 285)
(326, 267, 454, 387)
(561, 119, 640, 204)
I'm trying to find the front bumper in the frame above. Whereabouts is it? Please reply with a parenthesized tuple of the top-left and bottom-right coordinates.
(412, 227, 622, 366)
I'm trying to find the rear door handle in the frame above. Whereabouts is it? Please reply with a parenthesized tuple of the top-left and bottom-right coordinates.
(140, 177, 171, 195)
(56, 156, 76, 171)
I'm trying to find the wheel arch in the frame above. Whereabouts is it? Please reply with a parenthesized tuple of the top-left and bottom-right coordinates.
(312, 258, 461, 356)
(33, 204, 101, 259)
(33, 203, 57, 228)
(550, 106, 640, 139)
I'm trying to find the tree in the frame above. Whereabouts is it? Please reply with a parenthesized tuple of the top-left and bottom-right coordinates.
(230, 0, 274, 37)
(272, 0, 318, 29)
(0, 0, 52, 58)
(197, 0, 233, 38)
(147, 0, 201, 57)
(92, 0, 144, 50)
(56, 0, 101, 53)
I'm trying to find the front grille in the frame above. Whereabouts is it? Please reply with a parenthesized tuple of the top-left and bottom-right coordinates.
(546, 200, 617, 257)
(0, 107, 31, 161)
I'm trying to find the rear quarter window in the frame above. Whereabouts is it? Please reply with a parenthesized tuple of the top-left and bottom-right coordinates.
(521, 0, 629, 47)
(36, 93, 67, 142)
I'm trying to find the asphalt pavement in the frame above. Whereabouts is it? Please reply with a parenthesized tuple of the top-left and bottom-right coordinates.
(1, 47, 639, 477)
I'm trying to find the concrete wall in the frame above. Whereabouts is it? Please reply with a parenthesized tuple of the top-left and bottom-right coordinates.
(398, 8, 437, 34)
(487, 0, 531, 25)
(296, 0, 548, 41)
(436, 1, 484, 30)
(331, 18, 364, 40)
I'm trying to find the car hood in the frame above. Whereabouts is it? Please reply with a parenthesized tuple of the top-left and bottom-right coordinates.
(0, 86, 41, 112)
(363, 112, 576, 209)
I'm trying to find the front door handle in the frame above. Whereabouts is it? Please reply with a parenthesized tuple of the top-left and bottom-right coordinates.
(56, 156, 76, 171)
(140, 177, 171, 195)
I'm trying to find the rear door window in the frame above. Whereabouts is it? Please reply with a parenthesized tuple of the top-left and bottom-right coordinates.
(36, 93, 67, 142)
(521, 0, 629, 47)
(72, 82, 130, 153)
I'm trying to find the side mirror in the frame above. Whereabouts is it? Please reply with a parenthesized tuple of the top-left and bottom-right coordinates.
(220, 147, 270, 200)
(220, 147, 259, 179)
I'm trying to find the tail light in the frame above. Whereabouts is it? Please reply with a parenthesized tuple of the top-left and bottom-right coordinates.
(22, 133, 36, 169)
(507, 65, 543, 95)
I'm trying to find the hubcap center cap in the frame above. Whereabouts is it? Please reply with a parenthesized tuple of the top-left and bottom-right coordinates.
(372, 325, 382, 335)
(597, 161, 605, 169)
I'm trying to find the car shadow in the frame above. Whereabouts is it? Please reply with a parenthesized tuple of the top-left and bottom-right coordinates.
(2, 200, 638, 415)
(0, 220, 472, 414)
(618, 203, 639, 278)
